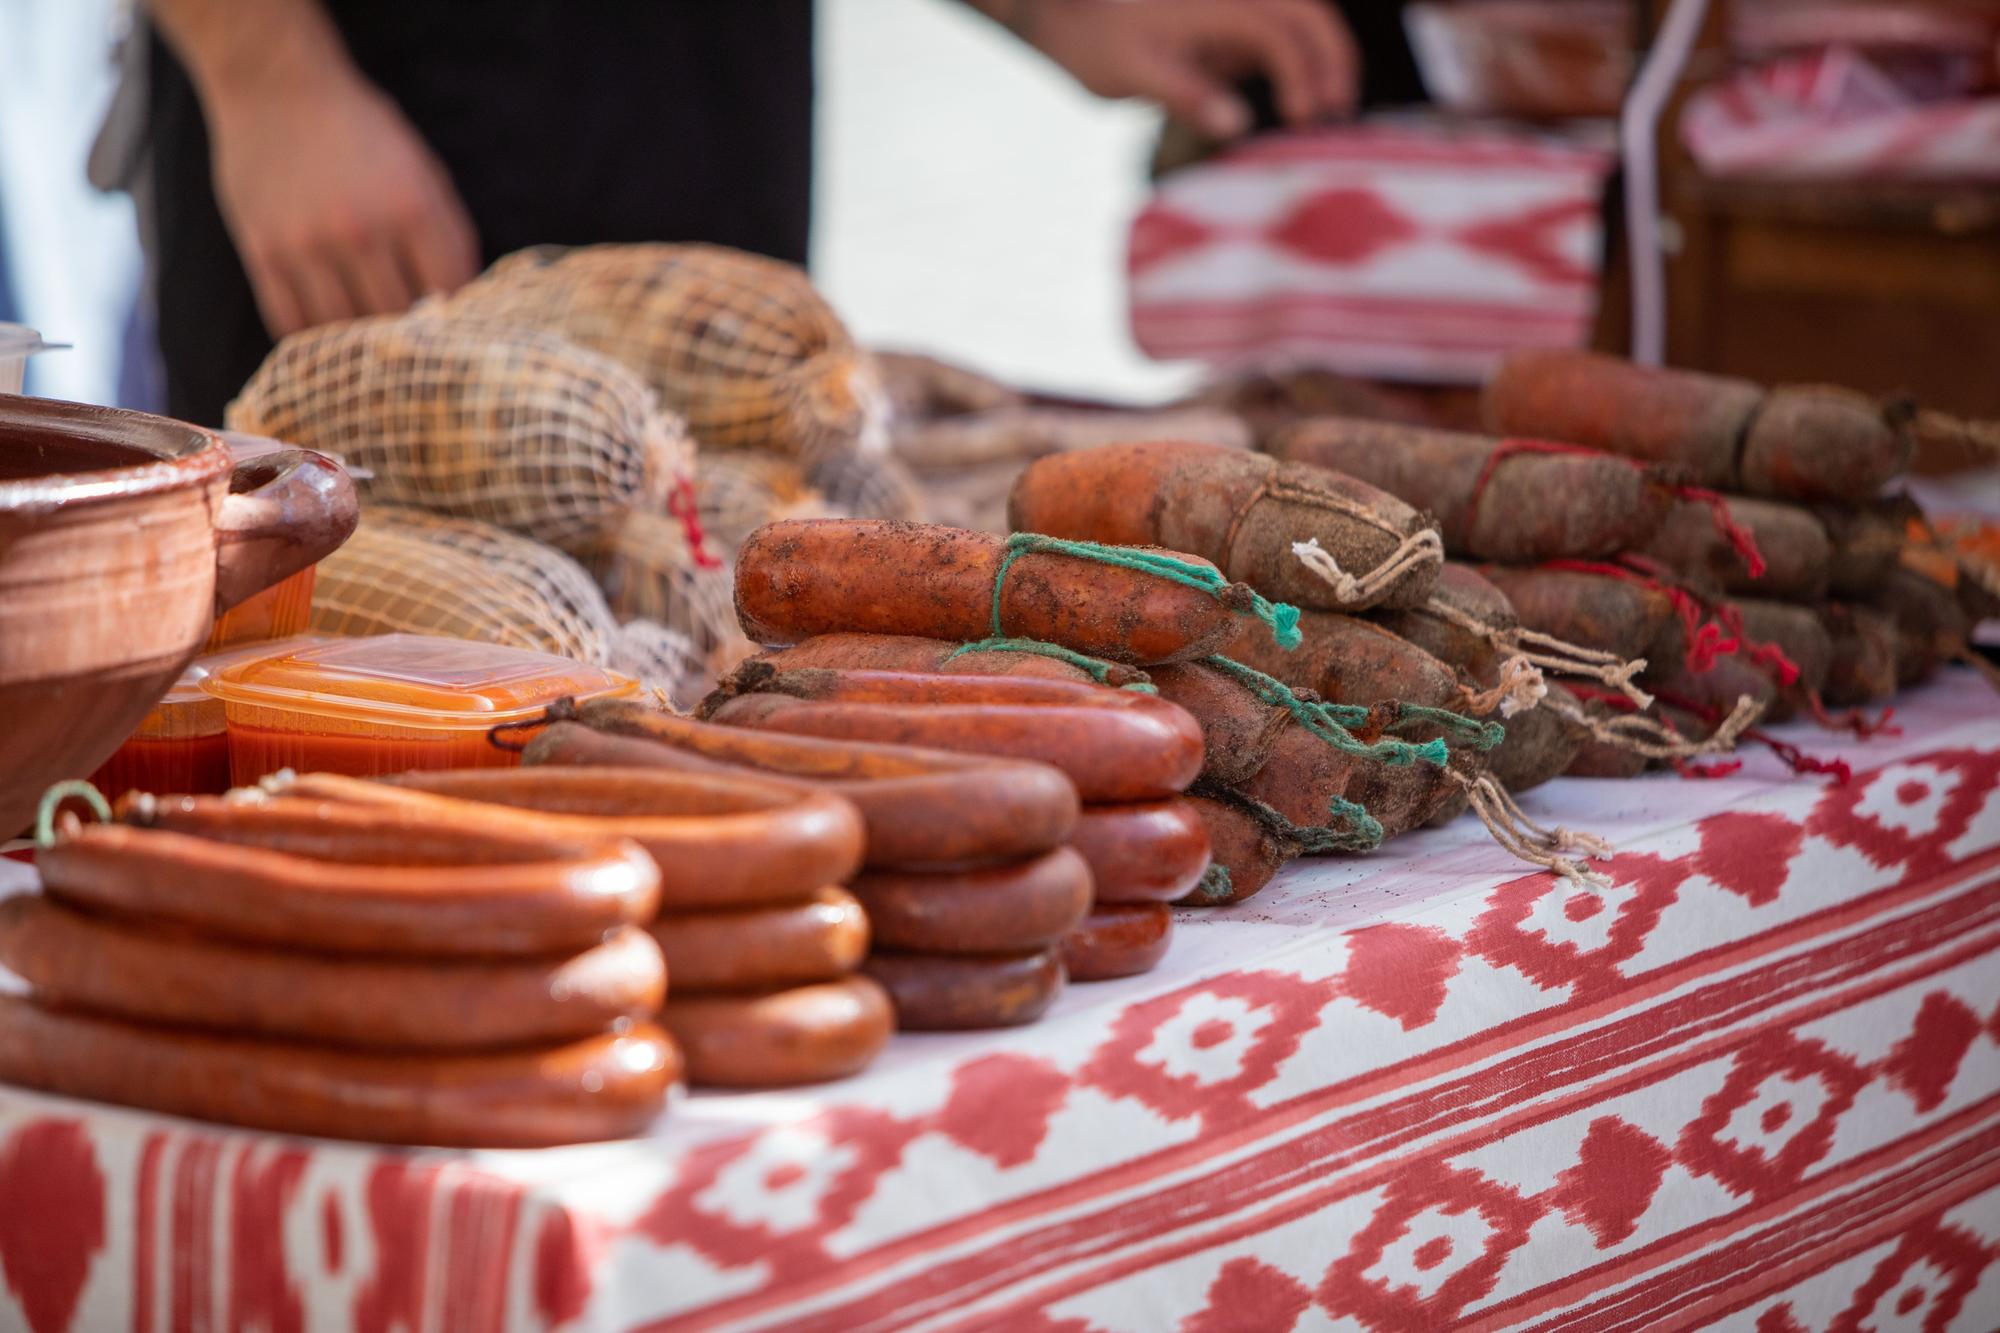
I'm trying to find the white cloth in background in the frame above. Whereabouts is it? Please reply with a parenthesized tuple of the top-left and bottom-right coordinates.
(0, 0, 144, 405)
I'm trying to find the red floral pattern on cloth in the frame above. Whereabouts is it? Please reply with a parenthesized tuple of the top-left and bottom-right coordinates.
(1126, 122, 1615, 382)
(3, 675, 2000, 1332)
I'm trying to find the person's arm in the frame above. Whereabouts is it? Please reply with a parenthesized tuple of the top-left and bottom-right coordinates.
(146, 0, 479, 337)
(963, 0, 1357, 139)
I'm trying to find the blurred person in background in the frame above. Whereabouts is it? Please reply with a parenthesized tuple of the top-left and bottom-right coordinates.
(141, 0, 1412, 426)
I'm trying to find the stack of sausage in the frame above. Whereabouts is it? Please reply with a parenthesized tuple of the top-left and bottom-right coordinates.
(521, 701, 1090, 1030)
(701, 663, 1213, 985)
(0, 790, 674, 1146)
(1268, 349, 1987, 777)
(713, 510, 1583, 906)
(299, 766, 892, 1090)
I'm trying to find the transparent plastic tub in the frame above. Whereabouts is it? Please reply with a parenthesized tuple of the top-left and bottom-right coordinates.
(0, 324, 63, 394)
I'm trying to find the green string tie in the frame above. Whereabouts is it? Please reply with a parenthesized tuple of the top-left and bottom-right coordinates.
(1202, 656, 1450, 768)
(35, 780, 111, 848)
(1184, 863, 1236, 905)
(1395, 704, 1506, 752)
(996, 532, 1302, 651)
(945, 637, 1158, 693)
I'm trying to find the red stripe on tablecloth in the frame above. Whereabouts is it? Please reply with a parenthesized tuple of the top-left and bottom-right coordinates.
(1132, 295, 1593, 334)
(945, 1097, 2000, 1333)
(170, 1139, 222, 1333)
(1507, 1128, 2000, 1332)
(132, 1134, 166, 1333)
(658, 861, 2000, 1332)
(798, 918, 2000, 1333)
(652, 839, 2000, 1330)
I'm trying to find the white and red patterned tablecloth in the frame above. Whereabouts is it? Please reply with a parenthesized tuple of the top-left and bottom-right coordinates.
(5, 671, 2000, 1333)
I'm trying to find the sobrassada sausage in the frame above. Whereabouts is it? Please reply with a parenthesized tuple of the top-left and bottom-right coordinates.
(661, 975, 893, 1087)
(649, 886, 869, 992)
(529, 703, 1080, 869)
(1147, 662, 1293, 786)
(1006, 440, 1440, 610)
(0, 995, 677, 1147)
(1068, 799, 1212, 904)
(39, 799, 661, 957)
(1218, 610, 1463, 709)
(847, 847, 1092, 953)
(285, 768, 863, 910)
(747, 632, 1150, 685)
(1270, 418, 1672, 563)
(700, 669, 1203, 800)
(1639, 495, 1832, 600)
(1060, 904, 1173, 982)
(735, 519, 1251, 664)
(1484, 567, 1676, 662)
(0, 896, 664, 1050)
(1176, 794, 1295, 906)
(862, 948, 1065, 1030)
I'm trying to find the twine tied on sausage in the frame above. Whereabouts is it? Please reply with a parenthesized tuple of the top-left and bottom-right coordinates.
(1546, 686, 1765, 765)
(1191, 777, 1386, 860)
(1289, 530, 1445, 607)
(944, 636, 1159, 693)
(1420, 595, 1654, 711)
(1451, 767, 1614, 888)
(1200, 656, 1501, 769)
(997, 532, 1304, 651)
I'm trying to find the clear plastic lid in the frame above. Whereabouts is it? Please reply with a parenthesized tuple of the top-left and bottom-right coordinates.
(202, 633, 638, 730)
(138, 635, 336, 740)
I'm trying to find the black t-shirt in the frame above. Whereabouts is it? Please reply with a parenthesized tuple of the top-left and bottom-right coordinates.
(149, 2, 815, 424)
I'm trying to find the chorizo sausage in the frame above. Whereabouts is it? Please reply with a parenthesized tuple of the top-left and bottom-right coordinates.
(701, 670, 1203, 800)
(862, 948, 1065, 1031)
(284, 767, 864, 910)
(1061, 903, 1173, 982)
(1821, 603, 1902, 705)
(0, 994, 678, 1147)
(1006, 440, 1440, 610)
(1639, 495, 1832, 601)
(0, 895, 664, 1050)
(847, 847, 1092, 954)
(1068, 800, 1212, 903)
(1218, 610, 1463, 710)
(734, 519, 1248, 665)
(532, 701, 1080, 869)
(649, 886, 869, 992)
(660, 975, 893, 1087)
(1483, 567, 1677, 662)
(39, 797, 660, 957)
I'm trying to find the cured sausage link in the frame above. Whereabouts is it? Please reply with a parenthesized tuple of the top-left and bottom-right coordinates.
(0, 995, 678, 1148)
(0, 896, 665, 1050)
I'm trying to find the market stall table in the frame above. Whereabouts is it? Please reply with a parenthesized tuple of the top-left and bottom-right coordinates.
(4, 670, 1999, 1332)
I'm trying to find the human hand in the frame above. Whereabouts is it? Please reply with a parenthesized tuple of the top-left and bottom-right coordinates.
(1020, 0, 1358, 138)
(202, 62, 480, 338)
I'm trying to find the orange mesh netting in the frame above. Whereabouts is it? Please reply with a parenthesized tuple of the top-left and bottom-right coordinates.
(227, 313, 693, 554)
(438, 243, 888, 463)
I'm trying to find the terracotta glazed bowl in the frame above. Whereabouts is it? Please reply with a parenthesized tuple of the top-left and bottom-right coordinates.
(0, 393, 358, 835)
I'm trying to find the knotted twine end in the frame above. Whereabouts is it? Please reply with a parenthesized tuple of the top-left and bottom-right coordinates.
(1185, 863, 1237, 906)
(1456, 771, 1614, 888)
(1290, 531, 1444, 608)
(1459, 653, 1548, 720)
(35, 779, 111, 848)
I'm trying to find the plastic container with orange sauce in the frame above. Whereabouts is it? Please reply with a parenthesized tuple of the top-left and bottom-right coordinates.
(90, 637, 333, 798)
(203, 634, 640, 782)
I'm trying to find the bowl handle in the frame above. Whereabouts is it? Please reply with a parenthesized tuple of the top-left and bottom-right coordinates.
(211, 447, 360, 614)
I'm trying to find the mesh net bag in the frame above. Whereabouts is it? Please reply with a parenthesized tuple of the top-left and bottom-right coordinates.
(875, 349, 1026, 421)
(311, 506, 710, 700)
(809, 451, 928, 523)
(439, 244, 888, 463)
(575, 509, 756, 677)
(312, 505, 620, 659)
(695, 450, 832, 553)
(227, 314, 694, 554)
